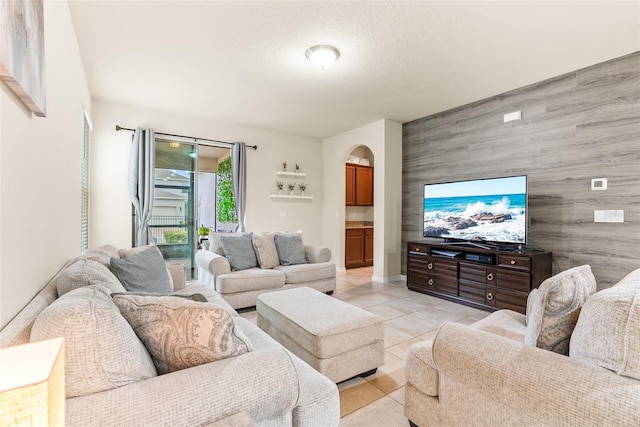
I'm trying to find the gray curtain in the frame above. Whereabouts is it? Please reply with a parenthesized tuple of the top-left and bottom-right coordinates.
(231, 142, 246, 232)
(129, 128, 156, 246)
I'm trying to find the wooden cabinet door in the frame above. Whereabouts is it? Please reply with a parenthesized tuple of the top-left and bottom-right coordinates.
(355, 166, 373, 206)
(345, 229, 364, 268)
(345, 165, 355, 206)
(364, 228, 374, 265)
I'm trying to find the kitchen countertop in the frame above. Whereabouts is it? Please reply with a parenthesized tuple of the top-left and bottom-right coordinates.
(345, 221, 374, 229)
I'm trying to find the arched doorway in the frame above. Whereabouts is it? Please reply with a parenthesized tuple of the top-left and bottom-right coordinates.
(344, 146, 374, 269)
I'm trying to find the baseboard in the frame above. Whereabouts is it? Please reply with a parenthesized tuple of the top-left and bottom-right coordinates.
(336, 266, 346, 272)
(372, 275, 404, 284)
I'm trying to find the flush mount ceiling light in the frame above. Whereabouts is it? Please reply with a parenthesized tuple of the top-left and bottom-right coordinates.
(305, 45, 340, 69)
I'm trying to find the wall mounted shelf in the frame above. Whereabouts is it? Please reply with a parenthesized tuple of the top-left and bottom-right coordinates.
(276, 171, 307, 179)
(270, 194, 313, 200)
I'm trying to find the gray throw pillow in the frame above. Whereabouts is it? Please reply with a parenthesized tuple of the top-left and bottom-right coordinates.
(274, 234, 308, 266)
(110, 246, 172, 293)
(220, 233, 259, 271)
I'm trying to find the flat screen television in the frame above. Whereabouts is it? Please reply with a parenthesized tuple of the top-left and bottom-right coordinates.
(423, 175, 527, 247)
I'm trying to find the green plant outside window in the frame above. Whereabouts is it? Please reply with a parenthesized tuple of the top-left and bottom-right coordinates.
(217, 157, 238, 223)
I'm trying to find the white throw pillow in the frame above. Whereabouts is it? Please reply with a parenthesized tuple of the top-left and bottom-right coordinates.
(31, 285, 157, 398)
(252, 232, 280, 269)
(569, 268, 640, 379)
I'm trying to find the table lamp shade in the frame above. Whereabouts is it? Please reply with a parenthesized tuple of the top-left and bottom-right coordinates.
(0, 338, 65, 426)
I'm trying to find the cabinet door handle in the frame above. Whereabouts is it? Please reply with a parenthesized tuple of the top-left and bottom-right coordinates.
(427, 262, 434, 270)
(487, 273, 494, 281)
(486, 292, 494, 301)
(510, 260, 516, 265)
(428, 278, 434, 286)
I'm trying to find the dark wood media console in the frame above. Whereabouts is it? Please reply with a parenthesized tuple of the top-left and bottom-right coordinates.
(407, 241, 552, 314)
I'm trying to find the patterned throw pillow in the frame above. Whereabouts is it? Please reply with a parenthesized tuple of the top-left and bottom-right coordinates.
(31, 285, 157, 398)
(525, 265, 597, 355)
(569, 268, 640, 379)
(113, 294, 253, 374)
(252, 232, 280, 269)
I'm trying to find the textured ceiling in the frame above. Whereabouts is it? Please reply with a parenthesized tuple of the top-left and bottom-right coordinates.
(68, 1, 640, 139)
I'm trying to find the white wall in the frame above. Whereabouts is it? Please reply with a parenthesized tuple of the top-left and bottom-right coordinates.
(90, 100, 325, 249)
(0, 1, 91, 328)
(322, 119, 403, 281)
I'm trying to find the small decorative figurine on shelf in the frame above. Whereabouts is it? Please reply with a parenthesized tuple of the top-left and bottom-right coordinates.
(295, 163, 300, 172)
(276, 181, 284, 194)
(282, 162, 287, 172)
(298, 183, 307, 196)
(288, 183, 296, 195)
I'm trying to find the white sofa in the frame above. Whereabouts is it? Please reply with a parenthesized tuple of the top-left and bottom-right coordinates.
(196, 233, 336, 309)
(404, 267, 640, 426)
(0, 245, 339, 427)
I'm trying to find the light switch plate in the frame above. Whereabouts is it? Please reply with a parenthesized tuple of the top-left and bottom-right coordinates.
(594, 210, 624, 223)
(503, 111, 522, 123)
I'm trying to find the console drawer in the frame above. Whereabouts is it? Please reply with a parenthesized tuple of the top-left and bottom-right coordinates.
(494, 287, 528, 312)
(408, 243, 429, 255)
(459, 282, 487, 304)
(497, 269, 531, 292)
(459, 262, 497, 286)
(498, 254, 531, 271)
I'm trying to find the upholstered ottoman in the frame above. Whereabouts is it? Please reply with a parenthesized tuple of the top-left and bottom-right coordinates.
(256, 287, 384, 383)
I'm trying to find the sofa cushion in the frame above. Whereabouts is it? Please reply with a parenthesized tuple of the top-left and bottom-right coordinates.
(110, 246, 173, 293)
(30, 285, 157, 398)
(274, 262, 336, 284)
(74, 244, 120, 268)
(113, 294, 253, 374)
(171, 282, 238, 315)
(274, 234, 307, 266)
(471, 309, 527, 342)
(221, 233, 259, 271)
(525, 265, 596, 355)
(569, 268, 640, 380)
(253, 232, 280, 269)
(56, 259, 126, 297)
(216, 268, 285, 294)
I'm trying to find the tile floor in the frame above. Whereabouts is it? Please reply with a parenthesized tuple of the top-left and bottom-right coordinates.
(240, 266, 490, 426)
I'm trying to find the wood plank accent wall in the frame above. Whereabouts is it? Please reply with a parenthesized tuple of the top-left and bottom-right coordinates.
(402, 51, 640, 289)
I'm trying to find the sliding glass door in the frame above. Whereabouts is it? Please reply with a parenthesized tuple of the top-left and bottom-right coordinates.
(134, 141, 231, 279)
(151, 140, 196, 278)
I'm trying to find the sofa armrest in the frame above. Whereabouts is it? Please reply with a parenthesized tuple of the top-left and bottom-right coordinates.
(195, 249, 231, 276)
(66, 348, 299, 426)
(431, 322, 640, 425)
(304, 245, 331, 264)
(166, 264, 185, 291)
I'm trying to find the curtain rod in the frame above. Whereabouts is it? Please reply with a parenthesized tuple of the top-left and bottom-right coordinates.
(115, 125, 257, 150)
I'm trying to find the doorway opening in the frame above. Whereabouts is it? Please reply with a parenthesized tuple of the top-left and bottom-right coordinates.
(345, 146, 374, 269)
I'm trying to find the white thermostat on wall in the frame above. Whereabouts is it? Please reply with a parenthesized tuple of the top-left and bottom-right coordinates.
(591, 178, 607, 191)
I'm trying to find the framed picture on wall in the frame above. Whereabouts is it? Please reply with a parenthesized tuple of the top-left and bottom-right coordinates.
(0, 0, 47, 117)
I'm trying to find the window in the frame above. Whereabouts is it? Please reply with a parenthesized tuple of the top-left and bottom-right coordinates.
(81, 111, 92, 252)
